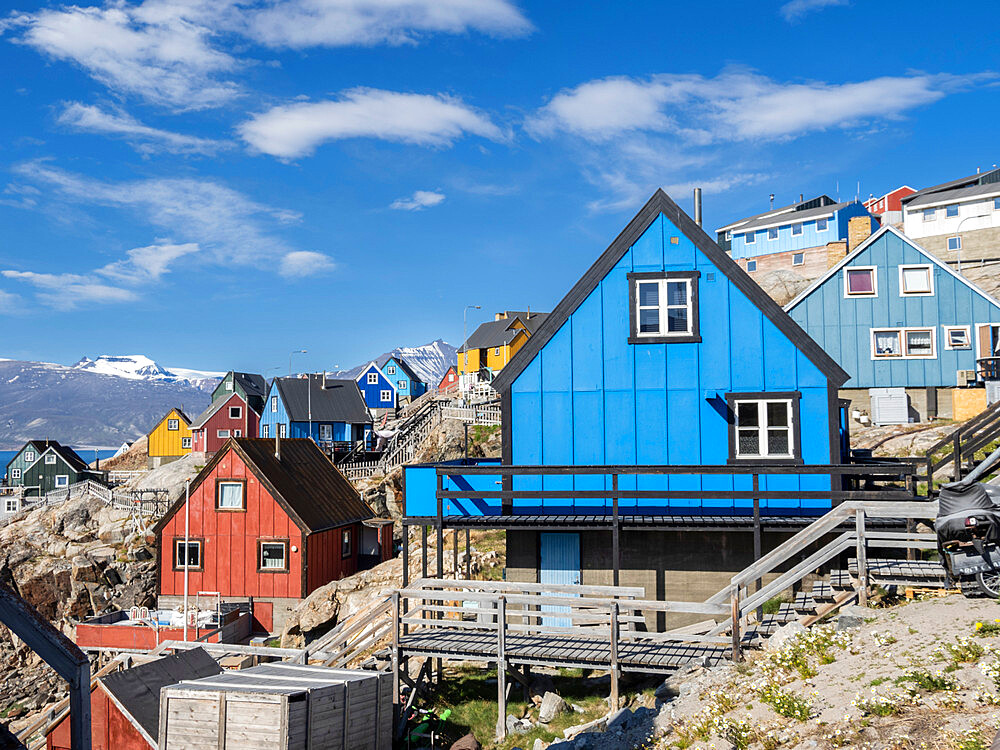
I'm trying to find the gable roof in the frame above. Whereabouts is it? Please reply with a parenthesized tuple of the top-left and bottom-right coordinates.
(784, 225, 1000, 312)
(231, 371, 267, 400)
(716, 194, 837, 233)
(274, 376, 371, 423)
(153, 438, 374, 535)
(190, 392, 251, 430)
(901, 168, 1000, 206)
(736, 200, 851, 234)
(26, 443, 93, 475)
(99, 647, 221, 747)
(492, 190, 849, 393)
(384, 356, 424, 384)
(462, 311, 550, 351)
(151, 408, 191, 434)
(8, 440, 60, 468)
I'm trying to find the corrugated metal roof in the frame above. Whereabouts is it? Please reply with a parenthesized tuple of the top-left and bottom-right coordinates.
(737, 201, 849, 233)
(462, 312, 549, 350)
(233, 372, 267, 400)
(715, 194, 836, 232)
(385, 357, 424, 384)
(903, 180, 1000, 209)
(275, 376, 370, 423)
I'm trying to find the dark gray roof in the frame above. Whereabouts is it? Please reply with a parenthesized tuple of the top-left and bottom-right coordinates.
(100, 648, 221, 743)
(233, 371, 267, 400)
(902, 168, 999, 203)
(737, 201, 849, 233)
(189, 394, 242, 429)
(385, 357, 424, 385)
(44, 444, 94, 475)
(275, 375, 371, 423)
(462, 312, 550, 351)
(903, 180, 1000, 209)
(716, 194, 837, 232)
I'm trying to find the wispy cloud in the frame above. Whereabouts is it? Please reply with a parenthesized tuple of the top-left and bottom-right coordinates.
(0, 288, 24, 313)
(96, 242, 200, 283)
(1, 270, 138, 310)
(239, 88, 504, 159)
(391, 190, 445, 211)
(279, 250, 336, 278)
(58, 103, 228, 155)
(780, 0, 849, 22)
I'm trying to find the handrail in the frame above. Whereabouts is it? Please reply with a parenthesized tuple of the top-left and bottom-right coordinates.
(924, 400, 1000, 482)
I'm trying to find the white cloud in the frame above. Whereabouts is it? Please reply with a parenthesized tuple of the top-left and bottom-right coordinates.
(58, 103, 228, 155)
(243, 0, 532, 48)
(279, 250, 335, 278)
(390, 190, 445, 211)
(97, 241, 200, 283)
(0, 289, 23, 313)
(238, 88, 504, 158)
(1, 270, 138, 310)
(780, 0, 849, 21)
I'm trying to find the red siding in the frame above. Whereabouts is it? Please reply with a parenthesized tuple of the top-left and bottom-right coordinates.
(49, 686, 149, 750)
(306, 523, 361, 594)
(158, 449, 303, 601)
(192, 394, 261, 453)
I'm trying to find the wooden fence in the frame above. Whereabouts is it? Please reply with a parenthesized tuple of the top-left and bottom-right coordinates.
(440, 403, 502, 426)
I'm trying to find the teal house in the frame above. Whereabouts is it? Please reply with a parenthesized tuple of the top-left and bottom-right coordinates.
(9, 441, 105, 497)
(383, 356, 427, 404)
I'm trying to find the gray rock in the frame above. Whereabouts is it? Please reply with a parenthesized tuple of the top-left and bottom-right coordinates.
(605, 708, 632, 732)
(532, 739, 545, 750)
(836, 604, 870, 630)
(506, 714, 530, 735)
(529, 674, 557, 705)
(654, 663, 703, 701)
(538, 691, 568, 723)
(766, 621, 807, 651)
(562, 715, 607, 739)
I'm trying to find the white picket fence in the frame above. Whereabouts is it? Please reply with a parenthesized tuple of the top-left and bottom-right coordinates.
(0, 478, 170, 527)
(106, 469, 148, 485)
(441, 403, 502, 426)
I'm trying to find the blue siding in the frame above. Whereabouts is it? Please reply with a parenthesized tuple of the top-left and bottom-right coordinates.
(731, 203, 877, 260)
(384, 357, 428, 400)
(788, 229, 1000, 388)
(539, 532, 581, 626)
(356, 364, 396, 409)
(259, 382, 369, 446)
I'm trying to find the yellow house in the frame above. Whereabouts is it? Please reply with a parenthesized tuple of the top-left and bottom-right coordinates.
(147, 407, 192, 468)
(458, 310, 549, 391)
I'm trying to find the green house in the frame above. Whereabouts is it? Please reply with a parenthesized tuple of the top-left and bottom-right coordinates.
(19, 443, 104, 497)
(5, 440, 52, 488)
(212, 371, 267, 414)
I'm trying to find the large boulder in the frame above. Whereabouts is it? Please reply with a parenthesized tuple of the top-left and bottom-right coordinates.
(538, 692, 568, 724)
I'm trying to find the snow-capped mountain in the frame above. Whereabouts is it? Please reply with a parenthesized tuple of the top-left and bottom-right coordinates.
(73, 355, 223, 387)
(335, 340, 457, 385)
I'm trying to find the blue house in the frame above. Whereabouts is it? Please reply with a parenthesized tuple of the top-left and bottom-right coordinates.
(716, 195, 877, 278)
(259, 375, 372, 451)
(356, 362, 396, 410)
(403, 191, 850, 606)
(383, 356, 427, 403)
(785, 225, 1000, 423)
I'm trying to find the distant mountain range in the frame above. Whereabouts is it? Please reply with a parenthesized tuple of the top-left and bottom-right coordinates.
(0, 342, 457, 449)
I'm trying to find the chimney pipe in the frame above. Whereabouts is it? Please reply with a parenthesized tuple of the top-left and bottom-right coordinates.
(799, 193, 803, 203)
(693, 187, 702, 227)
(769, 193, 775, 210)
(322, 370, 327, 389)
(275, 429, 281, 461)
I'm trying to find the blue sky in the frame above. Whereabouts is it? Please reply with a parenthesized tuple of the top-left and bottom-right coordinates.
(0, 0, 997, 374)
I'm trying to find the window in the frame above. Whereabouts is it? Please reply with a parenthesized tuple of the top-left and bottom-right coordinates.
(792, 253, 804, 266)
(216, 480, 245, 510)
(815, 218, 828, 232)
(767, 227, 778, 241)
(319, 424, 332, 441)
(271, 396, 278, 412)
(367, 373, 379, 384)
(726, 393, 800, 462)
(5, 499, 18, 513)
(23, 451, 34, 464)
(259, 541, 288, 571)
(386, 366, 395, 375)
(55, 475, 69, 488)
(844, 267, 877, 296)
(448, 374, 455, 382)
(217, 429, 230, 439)
(899, 264, 933, 296)
(494, 347, 501, 356)
(791, 223, 803, 236)
(398, 380, 406, 390)
(947, 236, 962, 252)
(261, 424, 269, 438)
(225, 380, 233, 391)
(744, 231, 756, 244)
(342, 528, 352, 558)
(905, 329, 935, 357)
(628, 271, 700, 344)
(10, 468, 21, 480)
(923, 208, 935, 222)
(725, 231, 732, 241)
(233, 430, 241, 437)
(946, 204, 959, 218)
(944, 326, 971, 350)
(173, 539, 202, 570)
(45, 454, 57, 465)
(229, 406, 242, 419)
(380, 389, 393, 402)
(746, 260, 757, 272)
(181, 437, 192, 449)
(167, 419, 179, 431)
(994, 197, 1000, 211)
(278, 423, 287, 438)
(872, 329, 902, 357)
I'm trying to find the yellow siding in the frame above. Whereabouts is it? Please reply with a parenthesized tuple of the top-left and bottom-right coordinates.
(457, 348, 482, 376)
(148, 408, 192, 458)
(484, 344, 510, 371)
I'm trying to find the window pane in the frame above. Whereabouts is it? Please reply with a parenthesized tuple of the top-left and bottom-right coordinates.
(666, 308, 688, 333)
(219, 483, 243, 508)
(638, 282, 659, 307)
(949, 329, 969, 348)
(767, 429, 790, 455)
(847, 269, 874, 293)
(902, 267, 930, 293)
(666, 281, 687, 306)
(874, 331, 901, 355)
(767, 227, 778, 240)
(261, 544, 285, 569)
(766, 402, 788, 427)
(736, 402, 759, 427)
(639, 308, 659, 333)
(738, 429, 760, 455)
(816, 218, 827, 231)
(906, 330, 932, 355)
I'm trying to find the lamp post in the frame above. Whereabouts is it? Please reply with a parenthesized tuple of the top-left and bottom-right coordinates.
(288, 349, 307, 377)
(953, 209, 990, 273)
(463, 305, 481, 397)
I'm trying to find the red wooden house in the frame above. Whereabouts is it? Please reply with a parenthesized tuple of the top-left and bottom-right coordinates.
(189, 392, 260, 455)
(153, 437, 387, 633)
(438, 365, 459, 395)
(47, 648, 220, 750)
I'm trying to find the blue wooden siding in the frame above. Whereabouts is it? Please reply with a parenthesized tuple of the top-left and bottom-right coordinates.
(508, 212, 836, 515)
(258, 381, 290, 438)
(731, 203, 876, 260)
(539, 533, 580, 626)
(788, 230, 1000, 388)
(385, 357, 428, 399)
(356, 365, 396, 409)
(258, 383, 365, 444)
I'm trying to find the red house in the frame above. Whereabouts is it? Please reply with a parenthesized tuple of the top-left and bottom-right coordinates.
(438, 365, 459, 395)
(153, 437, 388, 633)
(863, 185, 916, 221)
(47, 648, 220, 750)
(189, 392, 260, 455)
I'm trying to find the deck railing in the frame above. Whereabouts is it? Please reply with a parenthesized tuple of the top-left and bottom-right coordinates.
(923, 399, 1000, 484)
(978, 356, 1000, 382)
(440, 403, 502, 426)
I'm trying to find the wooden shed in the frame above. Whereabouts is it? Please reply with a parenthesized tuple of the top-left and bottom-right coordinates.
(158, 663, 391, 750)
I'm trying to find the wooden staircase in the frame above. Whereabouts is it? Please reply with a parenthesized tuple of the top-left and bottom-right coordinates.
(923, 399, 1000, 484)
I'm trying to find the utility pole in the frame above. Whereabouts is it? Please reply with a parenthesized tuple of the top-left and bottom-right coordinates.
(288, 349, 307, 377)
(463, 305, 481, 398)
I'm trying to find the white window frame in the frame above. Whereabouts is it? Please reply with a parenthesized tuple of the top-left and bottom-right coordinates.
(5, 498, 18, 513)
(792, 252, 804, 266)
(791, 223, 803, 236)
(746, 260, 757, 272)
(386, 366, 396, 375)
(367, 372, 379, 384)
(946, 204, 959, 218)
(278, 423, 287, 438)
(922, 208, 935, 222)
(54, 474, 69, 488)
(225, 380, 233, 391)
(167, 418, 180, 431)
(233, 429, 241, 437)
(217, 429, 231, 439)
(271, 395, 278, 413)
(397, 380, 407, 390)
(494, 347, 501, 356)
(767, 227, 778, 241)
(229, 406, 242, 419)
(904, 328, 936, 358)
(261, 424, 269, 438)
(23, 451, 34, 464)
(947, 236, 962, 252)
(943, 325, 972, 350)
(872, 329, 902, 358)
(259, 541, 287, 571)
(815, 218, 828, 232)
(744, 231, 756, 245)
(10, 468, 21, 480)
(632, 276, 696, 339)
(181, 437, 192, 449)
(217, 480, 244, 509)
(174, 539, 202, 569)
(843, 266, 878, 297)
(870, 327, 937, 360)
(380, 389, 393, 402)
(730, 397, 796, 460)
(319, 424, 332, 441)
(898, 264, 934, 296)
(45, 454, 57, 465)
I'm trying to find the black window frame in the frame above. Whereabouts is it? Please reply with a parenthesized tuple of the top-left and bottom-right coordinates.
(627, 271, 701, 345)
(172, 537, 204, 571)
(724, 391, 803, 466)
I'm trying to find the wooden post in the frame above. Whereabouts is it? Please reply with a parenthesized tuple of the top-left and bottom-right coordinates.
(496, 595, 507, 741)
(391, 589, 401, 740)
(856, 509, 868, 606)
(609, 601, 619, 710)
(69, 662, 92, 750)
(954, 434, 963, 481)
(752, 473, 762, 622)
(730, 585, 741, 662)
(402, 527, 409, 588)
(453, 529, 459, 579)
(612, 474, 620, 588)
(421, 526, 428, 579)
(436, 476, 444, 579)
(465, 529, 472, 581)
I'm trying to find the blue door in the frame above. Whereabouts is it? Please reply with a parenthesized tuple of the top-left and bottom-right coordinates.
(539, 533, 581, 627)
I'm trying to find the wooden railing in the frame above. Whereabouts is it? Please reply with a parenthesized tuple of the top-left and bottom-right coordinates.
(923, 399, 1000, 484)
(105, 470, 148, 486)
(441, 402, 501, 426)
(310, 594, 395, 668)
(341, 400, 442, 480)
(978, 356, 1000, 381)
(0, 480, 170, 528)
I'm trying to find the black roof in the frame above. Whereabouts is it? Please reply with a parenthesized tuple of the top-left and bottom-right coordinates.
(462, 311, 550, 351)
(34, 443, 94, 474)
(491, 190, 849, 393)
(100, 648, 221, 743)
(232, 371, 267, 400)
(385, 357, 424, 385)
(153, 438, 374, 535)
(715, 194, 837, 232)
(275, 375, 371, 424)
(901, 167, 1000, 205)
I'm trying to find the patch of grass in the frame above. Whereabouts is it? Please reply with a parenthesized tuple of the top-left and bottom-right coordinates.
(936, 636, 985, 665)
(762, 596, 784, 615)
(757, 684, 812, 721)
(896, 669, 957, 692)
(974, 619, 1000, 636)
(0, 703, 23, 719)
(952, 727, 989, 750)
(867, 677, 888, 687)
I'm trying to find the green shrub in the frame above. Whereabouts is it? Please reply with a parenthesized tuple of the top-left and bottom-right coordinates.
(758, 684, 812, 721)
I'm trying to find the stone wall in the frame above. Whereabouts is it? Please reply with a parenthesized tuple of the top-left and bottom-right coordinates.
(916, 226, 1000, 263)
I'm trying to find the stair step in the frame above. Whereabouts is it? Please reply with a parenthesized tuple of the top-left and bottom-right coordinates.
(849, 558, 946, 586)
(793, 592, 817, 613)
(811, 581, 835, 601)
(829, 569, 855, 590)
(775, 603, 798, 622)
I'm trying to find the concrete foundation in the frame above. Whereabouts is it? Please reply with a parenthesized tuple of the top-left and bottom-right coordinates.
(840, 386, 984, 424)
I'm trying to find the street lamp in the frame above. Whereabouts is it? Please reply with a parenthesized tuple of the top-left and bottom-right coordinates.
(288, 349, 307, 377)
(953, 209, 990, 274)
(463, 305, 481, 394)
